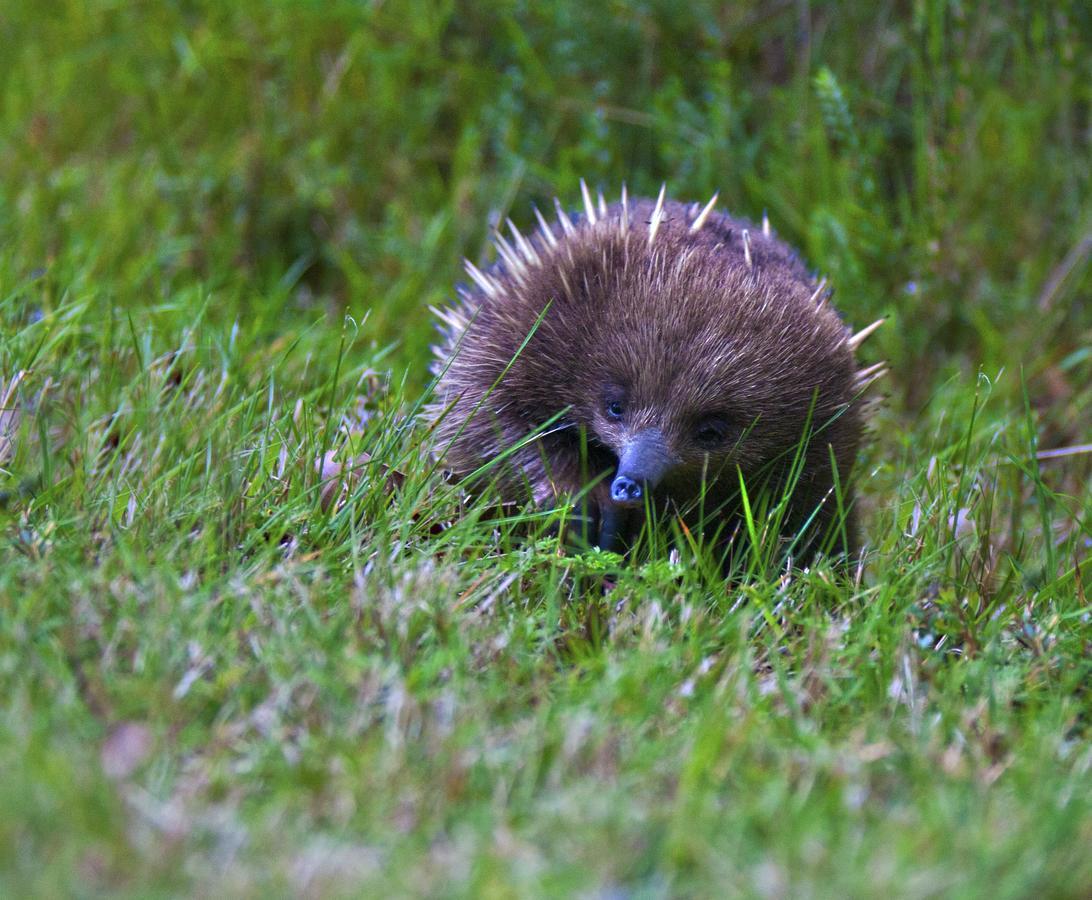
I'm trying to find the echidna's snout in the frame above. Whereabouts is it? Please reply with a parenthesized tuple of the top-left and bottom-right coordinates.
(610, 475, 643, 504)
(610, 428, 674, 508)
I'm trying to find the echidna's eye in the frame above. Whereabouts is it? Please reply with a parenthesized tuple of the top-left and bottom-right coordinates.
(606, 399, 625, 419)
(694, 418, 728, 447)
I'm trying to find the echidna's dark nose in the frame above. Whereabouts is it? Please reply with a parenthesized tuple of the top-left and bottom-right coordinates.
(610, 428, 674, 508)
(611, 475, 643, 504)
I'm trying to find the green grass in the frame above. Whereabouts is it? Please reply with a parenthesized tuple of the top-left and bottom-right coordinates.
(1, 1, 1090, 896)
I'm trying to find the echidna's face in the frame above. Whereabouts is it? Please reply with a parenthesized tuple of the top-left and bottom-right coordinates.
(579, 359, 769, 510)
(564, 236, 852, 511)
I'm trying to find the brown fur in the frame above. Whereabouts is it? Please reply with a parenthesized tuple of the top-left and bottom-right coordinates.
(427, 190, 874, 562)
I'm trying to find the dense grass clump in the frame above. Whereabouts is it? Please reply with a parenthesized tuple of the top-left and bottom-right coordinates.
(1, 2, 1089, 896)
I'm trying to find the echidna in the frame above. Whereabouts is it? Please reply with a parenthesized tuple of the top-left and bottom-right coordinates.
(427, 183, 883, 562)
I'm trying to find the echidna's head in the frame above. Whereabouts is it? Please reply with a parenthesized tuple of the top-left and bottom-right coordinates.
(431, 186, 880, 538)
(561, 254, 857, 510)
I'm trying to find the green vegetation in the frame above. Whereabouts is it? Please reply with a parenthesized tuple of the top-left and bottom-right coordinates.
(1, 1, 1089, 895)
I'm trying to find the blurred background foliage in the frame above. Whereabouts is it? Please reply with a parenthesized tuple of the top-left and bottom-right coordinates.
(2, 0, 1088, 408)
